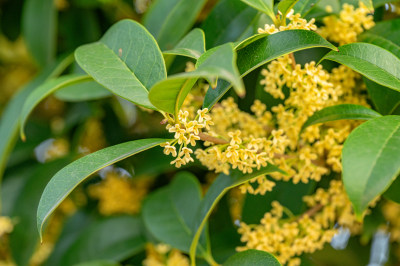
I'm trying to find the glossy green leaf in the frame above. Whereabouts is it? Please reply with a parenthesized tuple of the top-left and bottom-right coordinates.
(320, 43, 400, 93)
(142, 172, 209, 256)
(278, 0, 300, 18)
(365, 18, 400, 46)
(364, 78, 400, 115)
(163, 28, 206, 59)
(342, 116, 400, 218)
(22, 0, 56, 67)
(224, 250, 281, 266)
(150, 43, 244, 116)
(301, 104, 382, 131)
(37, 138, 167, 240)
(0, 55, 73, 183)
(54, 81, 111, 102)
(99, 19, 166, 89)
(189, 165, 284, 264)
(201, 0, 258, 48)
(293, 0, 321, 16)
(143, 0, 208, 50)
(20, 75, 91, 140)
(60, 216, 145, 265)
(358, 33, 400, 59)
(10, 159, 70, 266)
(75, 43, 156, 110)
(204, 29, 337, 109)
(241, 0, 275, 19)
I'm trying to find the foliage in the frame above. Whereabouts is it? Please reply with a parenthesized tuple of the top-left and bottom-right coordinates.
(1, 0, 400, 265)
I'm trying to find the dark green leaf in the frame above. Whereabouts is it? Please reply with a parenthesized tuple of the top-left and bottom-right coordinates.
(204, 30, 337, 109)
(365, 18, 400, 46)
(278, 0, 300, 18)
(301, 104, 382, 131)
(201, 0, 258, 48)
(61, 216, 145, 265)
(383, 175, 400, 204)
(143, 0, 208, 50)
(293, 0, 321, 16)
(163, 28, 206, 59)
(22, 0, 56, 67)
(364, 78, 400, 115)
(73, 261, 119, 266)
(224, 250, 281, 266)
(99, 20, 166, 89)
(189, 165, 284, 263)
(37, 138, 167, 240)
(241, 0, 275, 20)
(342, 116, 400, 218)
(54, 81, 111, 102)
(75, 43, 156, 109)
(358, 33, 400, 59)
(373, 0, 400, 8)
(0, 55, 73, 181)
(150, 43, 244, 116)
(20, 75, 92, 140)
(320, 43, 400, 93)
(142, 172, 208, 256)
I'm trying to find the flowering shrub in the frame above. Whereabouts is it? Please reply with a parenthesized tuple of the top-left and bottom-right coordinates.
(1, 0, 400, 265)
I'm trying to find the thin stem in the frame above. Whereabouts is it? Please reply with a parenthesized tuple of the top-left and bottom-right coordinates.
(198, 133, 229, 145)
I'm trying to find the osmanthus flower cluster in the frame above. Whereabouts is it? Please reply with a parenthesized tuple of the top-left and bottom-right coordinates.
(143, 243, 189, 266)
(237, 180, 373, 265)
(319, 2, 375, 45)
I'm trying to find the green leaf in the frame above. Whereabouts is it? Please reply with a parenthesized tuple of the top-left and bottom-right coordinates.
(342, 116, 400, 218)
(20, 75, 91, 140)
(142, 172, 209, 256)
(60, 216, 145, 265)
(224, 250, 281, 266)
(358, 33, 400, 59)
(293, 0, 322, 16)
(373, 0, 400, 8)
(163, 28, 206, 59)
(365, 18, 400, 46)
(204, 29, 337, 109)
(99, 19, 166, 89)
(383, 175, 400, 204)
(301, 104, 382, 131)
(75, 43, 156, 110)
(201, 0, 258, 48)
(0, 55, 73, 183)
(320, 43, 400, 93)
(241, 0, 275, 20)
(278, 0, 300, 18)
(143, 0, 208, 50)
(189, 165, 284, 264)
(364, 78, 400, 115)
(74, 261, 119, 266)
(150, 43, 245, 116)
(22, 0, 57, 67)
(54, 81, 112, 102)
(37, 138, 167, 240)
(10, 159, 70, 266)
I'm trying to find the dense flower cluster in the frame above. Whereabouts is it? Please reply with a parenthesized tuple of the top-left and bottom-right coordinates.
(258, 9, 317, 34)
(319, 3, 375, 45)
(162, 108, 213, 168)
(143, 243, 189, 266)
(89, 169, 150, 215)
(237, 180, 363, 265)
